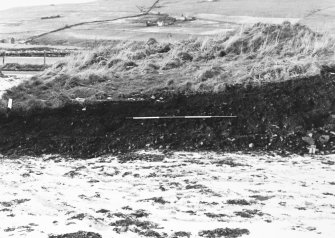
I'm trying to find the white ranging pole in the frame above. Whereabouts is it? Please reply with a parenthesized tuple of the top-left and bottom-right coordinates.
(127, 116, 237, 120)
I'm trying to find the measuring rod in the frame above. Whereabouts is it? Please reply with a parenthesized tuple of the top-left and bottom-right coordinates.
(127, 116, 237, 120)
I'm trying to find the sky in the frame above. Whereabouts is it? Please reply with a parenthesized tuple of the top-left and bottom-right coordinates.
(0, 0, 94, 11)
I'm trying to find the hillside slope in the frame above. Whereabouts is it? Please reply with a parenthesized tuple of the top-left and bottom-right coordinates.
(0, 0, 335, 44)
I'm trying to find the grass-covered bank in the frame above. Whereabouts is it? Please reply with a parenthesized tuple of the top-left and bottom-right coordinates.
(2, 22, 335, 112)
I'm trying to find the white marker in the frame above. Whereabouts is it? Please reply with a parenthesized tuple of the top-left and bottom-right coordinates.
(309, 145, 317, 155)
(7, 98, 13, 109)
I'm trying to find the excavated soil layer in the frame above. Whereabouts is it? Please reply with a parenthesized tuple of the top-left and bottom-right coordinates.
(0, 73, 335, 158)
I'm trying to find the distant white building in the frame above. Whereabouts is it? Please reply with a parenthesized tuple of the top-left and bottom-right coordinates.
(157, 21, 166, 27)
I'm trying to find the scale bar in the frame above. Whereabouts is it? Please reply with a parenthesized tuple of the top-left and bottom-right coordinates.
(127, 116, 237, 120)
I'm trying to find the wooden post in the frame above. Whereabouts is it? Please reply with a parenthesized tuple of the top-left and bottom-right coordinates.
(8, 98, 13, 110)
(6, 98, 13, 117)
(2, 51, 5, 65)
(44, 50, 46, 66)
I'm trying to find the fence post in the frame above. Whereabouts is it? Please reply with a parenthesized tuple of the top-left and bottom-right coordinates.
(44, 50, 46, 66)
(2, 51, 5, 65)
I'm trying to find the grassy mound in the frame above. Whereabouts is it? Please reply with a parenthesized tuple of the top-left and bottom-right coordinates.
(2, 22, 335, 111)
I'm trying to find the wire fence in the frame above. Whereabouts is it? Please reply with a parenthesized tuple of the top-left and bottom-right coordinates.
(0, 52, 64, 68)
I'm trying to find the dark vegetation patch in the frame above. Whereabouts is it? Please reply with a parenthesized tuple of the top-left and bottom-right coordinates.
(184, 210, 196, 215)
(64, 170, 81, 178)
(184, 181, 221, 196)
(0, 208, 12, 212)
(295, 206, 307, 210)
(323, 192, 334, 196)
(0, 199, 30, 207)
(122, 171, 132, 177)
(49, 231, 102, 238)
(118, 153, 165, 163)
(96, 209, 109, 214)
(211, 158, 247, 167)
(110, 216, 162, 236)
(139, 230, 167, 238)
(122, 206, 132, 210)
(226, 199, 253, 206)
(4, 225, 35, 233)
(88, 178, 100, 183)
(108, 212, 127, 218)
(68, 213, 87, 220)
(130, 209, 150, 218)
(198, 228, 250, 238)
(249, 195, 274, 201)
(4, 227, 16, 232)
(171, 231, 192, 238)
(185, 184, 208, 190)
(205, 213, 228, 218)
(201, 188, 222, 197)
(200, 201, 219, 206)
(110, 217, 155, 228)
(138, 197, 170, 204)
(321, 160, 335, 165)
(182, 158, 205, 164)
(234, 209, 264, 218)
(108, 209, 150, 219)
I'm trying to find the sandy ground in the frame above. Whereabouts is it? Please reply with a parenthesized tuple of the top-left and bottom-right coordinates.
(0, 73, 34, 97)
(0, 150, 334, 238)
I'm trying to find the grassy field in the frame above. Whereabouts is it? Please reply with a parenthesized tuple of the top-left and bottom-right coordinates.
(0, 57, 64, 66)
(2, 22, 335, 111)
(0, 0, 335, 44)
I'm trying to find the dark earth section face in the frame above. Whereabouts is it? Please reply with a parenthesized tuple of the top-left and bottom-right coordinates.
(0, 73, 334, 158)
